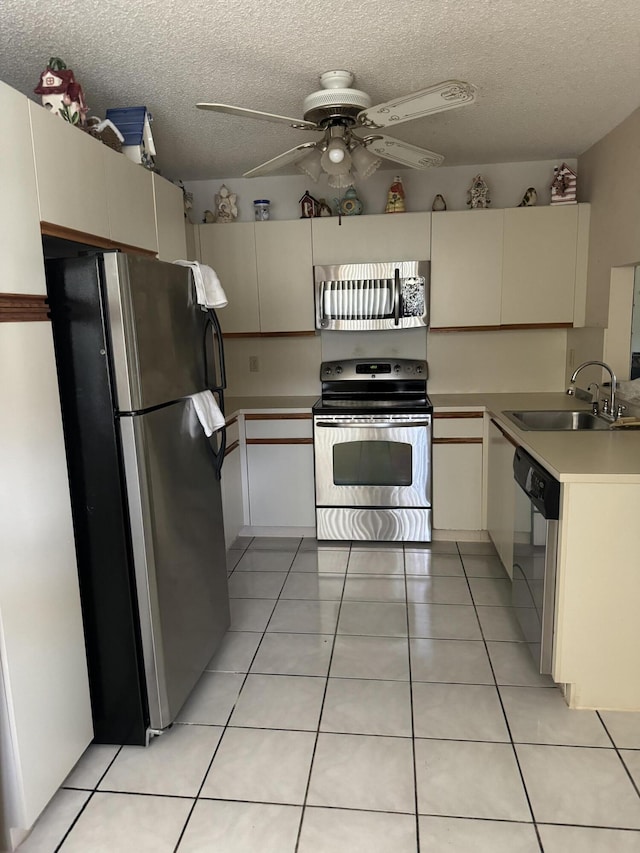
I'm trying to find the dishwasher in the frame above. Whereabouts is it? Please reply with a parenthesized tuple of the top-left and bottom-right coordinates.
(512, 446, 561, 675)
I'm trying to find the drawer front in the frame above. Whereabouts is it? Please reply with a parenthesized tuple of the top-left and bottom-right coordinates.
(245, 414, 312, 440)
(433, 412, 483, 439)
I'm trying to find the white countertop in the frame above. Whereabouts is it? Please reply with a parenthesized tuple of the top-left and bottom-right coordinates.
(224, 391, 640, 484)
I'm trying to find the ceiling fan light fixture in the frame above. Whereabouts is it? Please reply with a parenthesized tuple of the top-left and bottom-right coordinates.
(320, 137, 352, 174)
(296, 148, 323, 181)
(328, 171, 355, 189)
(350, 143, 382, 179)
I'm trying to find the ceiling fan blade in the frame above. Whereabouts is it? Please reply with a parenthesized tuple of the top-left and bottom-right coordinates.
(243, 143, 318, 178)
(358, 80, 476, 129)
(196, 102, 318, 130)
(365, 136, 444, 169)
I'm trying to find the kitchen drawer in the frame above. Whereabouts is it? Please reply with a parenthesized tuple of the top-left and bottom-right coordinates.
(245, 414, 312, 440)
(433, 412, 484, 439)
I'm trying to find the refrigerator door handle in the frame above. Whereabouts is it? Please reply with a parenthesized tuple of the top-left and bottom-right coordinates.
(206, 309, 227, 392)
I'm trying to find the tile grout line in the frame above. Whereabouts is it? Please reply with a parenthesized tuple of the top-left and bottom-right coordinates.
(294, 540, 351, 853)
(403, 543, 422, 853)
(456, 542, 545, 853)
(173, 536, 299, 852)
(597, 711, 640, 801)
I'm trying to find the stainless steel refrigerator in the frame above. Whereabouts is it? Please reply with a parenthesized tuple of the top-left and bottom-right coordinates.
(46, 251, 230, 746)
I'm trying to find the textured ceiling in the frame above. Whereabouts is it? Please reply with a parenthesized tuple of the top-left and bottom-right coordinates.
(2, 0, 640, 181)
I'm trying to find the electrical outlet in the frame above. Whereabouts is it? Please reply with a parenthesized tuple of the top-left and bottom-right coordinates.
(249, 356, 259, 372)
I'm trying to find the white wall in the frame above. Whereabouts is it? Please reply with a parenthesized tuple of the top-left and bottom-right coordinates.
(185, 158, 575, 223)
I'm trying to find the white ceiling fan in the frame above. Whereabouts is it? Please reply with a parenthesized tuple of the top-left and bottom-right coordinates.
(197, 70, 476, 187)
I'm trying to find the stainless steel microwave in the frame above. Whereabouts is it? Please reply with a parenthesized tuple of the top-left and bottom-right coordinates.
(314, 261, 430, 331)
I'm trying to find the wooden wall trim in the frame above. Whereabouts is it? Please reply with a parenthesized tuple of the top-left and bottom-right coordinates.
(225, 416, 238, 428)
(430, 322, 572, 333)
(222, 331, 317, 339)
(224, 439, 240, 457)
(247, 438, 314, 445)
(433, 437, 484, 445)
(40, 222, 157, 258)
(245, 413, 312, 420)
(0, 293, 49, 322)
(433, 411, 483, 419)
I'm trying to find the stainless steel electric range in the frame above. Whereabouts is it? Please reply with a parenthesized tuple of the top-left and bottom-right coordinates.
(312, 358, 433, 542)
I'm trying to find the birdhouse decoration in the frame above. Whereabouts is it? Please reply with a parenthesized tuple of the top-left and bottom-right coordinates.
(34, 57, 87, 125)
(385, 176, 406, 214)
(467, 174, 491, 209)
(550, 163, 577, 205)
(299, 190, 320, 218)
(105, 107, 156, 169)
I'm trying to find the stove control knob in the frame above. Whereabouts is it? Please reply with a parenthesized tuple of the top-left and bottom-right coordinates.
(335, 365, 343, 374)
(394, 364, 401, 373)
(405, 365, 413, 373)
(415, 364, 424, 374)
(323, 366, 332, 376)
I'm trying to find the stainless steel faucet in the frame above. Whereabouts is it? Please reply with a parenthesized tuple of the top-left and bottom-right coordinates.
(567, 360, 621, 420)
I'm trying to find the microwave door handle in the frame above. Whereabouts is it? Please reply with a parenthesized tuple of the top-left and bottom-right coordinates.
(393, 268, 401, 325)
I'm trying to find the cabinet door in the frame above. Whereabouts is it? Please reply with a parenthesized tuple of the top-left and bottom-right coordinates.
(432, 442, 483, 531)
(199, 223, 259, 333)
(153, 175, 188, 262)
(486, 420, 515, 575)
(29, 102, 110, 239)
(311, 212, 431, 264)
(501, 206, 578, 325)
(247, 444, 315, 527)
(0, 82, 46, 295)
(104, 146, 158, 253)
(254, 220, 314, 332)
(221, 445, 244, 548)
(0, 323, 93, 835)
(431, 210, 503, 328)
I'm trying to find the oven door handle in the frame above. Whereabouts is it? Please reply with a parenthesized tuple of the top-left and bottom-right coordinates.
(315, 420, 431, 429)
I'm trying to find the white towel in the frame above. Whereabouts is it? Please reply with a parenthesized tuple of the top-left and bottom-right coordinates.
(174, 260, 228, 310)
(189, 391, 226, 437)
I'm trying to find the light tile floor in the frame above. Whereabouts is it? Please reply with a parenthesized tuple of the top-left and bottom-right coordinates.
(19, 538, 640, 852)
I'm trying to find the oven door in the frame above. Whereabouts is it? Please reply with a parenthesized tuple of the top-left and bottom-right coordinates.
(314, 414, 432, 508)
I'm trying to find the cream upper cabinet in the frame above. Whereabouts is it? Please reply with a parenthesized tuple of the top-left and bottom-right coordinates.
(198, 223, 260, 333)
(153, 175, 188, 261)
(254, 220, 314, 332)
(501, 205, 580, 325)
(430, 210, 504, 328)
(29, 102, 110, 239)
(311, 212, 431, 264)
(104, 146, 158, 253)
(0, 82, 46, 295)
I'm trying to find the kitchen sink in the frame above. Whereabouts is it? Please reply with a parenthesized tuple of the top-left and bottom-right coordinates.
(503, 410, 611, 431)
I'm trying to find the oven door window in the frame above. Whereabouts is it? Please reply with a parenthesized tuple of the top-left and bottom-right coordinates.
(333, 440, 413, 487)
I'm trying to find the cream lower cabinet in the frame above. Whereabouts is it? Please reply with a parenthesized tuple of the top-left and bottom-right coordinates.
(221, 418, 245, 548)
(311, 212, 431, 264)
(486, 418, 516, 575)
(432, 413, 484, 532)
(245, 415, 315, 528)
(430, 210, 504, 328)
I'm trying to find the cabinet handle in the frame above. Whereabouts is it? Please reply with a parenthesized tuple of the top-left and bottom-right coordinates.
(491, 418, 519, 448)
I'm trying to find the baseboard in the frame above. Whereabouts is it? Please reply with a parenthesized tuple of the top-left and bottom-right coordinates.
(239, 525, 317, 538)
(432, 530, 490, 542)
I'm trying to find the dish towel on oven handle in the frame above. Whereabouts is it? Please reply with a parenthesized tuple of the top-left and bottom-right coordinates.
(174, 260, 228, 310)
(189, 391, 226, 436)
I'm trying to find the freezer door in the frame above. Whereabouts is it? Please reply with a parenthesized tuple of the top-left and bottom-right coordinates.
(119, 398, 230, 732)
(104, 253, 213, 411)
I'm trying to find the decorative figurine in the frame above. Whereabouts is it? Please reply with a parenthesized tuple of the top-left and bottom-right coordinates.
(84, 117, 124, 151)
(431, 194, 447, 212)
(214, 184, 238, 222)
(385, 176, 406, 213)
(176, 180, 194, 220)
(34, 57, 87, 125)
(551, 163, 577, 205)
(299, 190, 320, 218)
(335, 187, 363, 216)
(518, 187, 538, 207)
(318, 198, 333, 217)
(467, 174, 491, 209)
